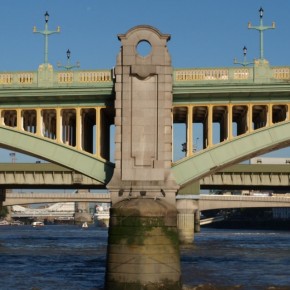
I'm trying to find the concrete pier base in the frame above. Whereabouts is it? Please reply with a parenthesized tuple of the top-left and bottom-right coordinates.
(194, 210, 201, 233)
(176, 199, 198, 244)
(105, 198, 182, 290)
(0, 188, 6, 213)
(176, 212, 195, 244)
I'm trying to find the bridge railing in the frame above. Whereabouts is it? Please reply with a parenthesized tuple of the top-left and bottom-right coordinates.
(1, 66, 289, 87)
(272, 67, 290, 80)
(173, 66, 290, 83)
(0, 69, 113, 88)
(173, 67, 252, 82)
(55, 70, 113, 86)
(0, 72, 37, 86)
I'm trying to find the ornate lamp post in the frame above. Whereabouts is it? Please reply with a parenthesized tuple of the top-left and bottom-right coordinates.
(234, 46, 254, 66)
(248, 7, 275, 60)
(9, 152, 16, 163)
(33, 11, 60, 65)
(193, 137, 199, 152)
(57, 49, 80, 70)
(181, 142, 187, 153)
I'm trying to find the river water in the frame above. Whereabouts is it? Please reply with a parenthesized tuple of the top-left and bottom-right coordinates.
(0, 225, 289, 290)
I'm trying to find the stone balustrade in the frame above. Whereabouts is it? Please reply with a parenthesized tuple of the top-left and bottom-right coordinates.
(0, 69, 113, 87)
(1, 65, 290, 88)
(174, 66, 290, 83)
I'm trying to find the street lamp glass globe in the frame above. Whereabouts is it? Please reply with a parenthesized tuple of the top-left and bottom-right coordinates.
(45, 11, 49, 23)
(259, 7, 264, 18)
(243, 46, 247, 56)
(66, 49, 71, 60)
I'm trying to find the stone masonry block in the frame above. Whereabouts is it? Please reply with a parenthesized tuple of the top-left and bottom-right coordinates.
(108, 25, 178, 207)
(122, 46, 135, 56)
(114, 116, 121, 126)
(123, 55, 136, 65)
(114, 66, 122, 75)
(152, 55, 165, 64)
(115, 75, 122, 83)
(114, 83, 122, 92)
(164, 116, 172, 126)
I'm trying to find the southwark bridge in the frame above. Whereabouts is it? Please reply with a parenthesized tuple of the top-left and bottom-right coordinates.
(1, 9, 290, 289)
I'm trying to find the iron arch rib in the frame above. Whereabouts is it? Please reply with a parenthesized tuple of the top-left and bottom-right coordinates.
(172, 121, 290, 188)
(0, 127, 114, 185)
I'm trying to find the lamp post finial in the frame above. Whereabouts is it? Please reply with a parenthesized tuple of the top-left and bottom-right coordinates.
(33, 11, 60, 66)
(57, 49, 80, 70)
(248, 7, 275, 60)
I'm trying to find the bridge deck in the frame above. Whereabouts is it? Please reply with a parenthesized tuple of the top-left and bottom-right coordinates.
(4, 193, 290, 211)
(0, 163, 290, 190)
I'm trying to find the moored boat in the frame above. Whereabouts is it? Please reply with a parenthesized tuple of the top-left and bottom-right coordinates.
(82, 222, 89, 229)
(32, 221, 44, 227)
(82, 222, 88, 229)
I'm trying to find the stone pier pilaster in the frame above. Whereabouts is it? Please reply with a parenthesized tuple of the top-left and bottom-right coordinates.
(106, 25, 181, 289)
(0, 188, 6, 212)
(176, 199, 199, 244)
(194, 209, 201, 233)
(74, 189, 92, 224)
(105, 199, 181, 290)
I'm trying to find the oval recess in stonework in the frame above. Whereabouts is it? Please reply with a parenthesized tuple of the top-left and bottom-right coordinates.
(136, 40, 152, 57)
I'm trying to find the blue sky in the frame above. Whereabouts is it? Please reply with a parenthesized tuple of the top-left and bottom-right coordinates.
(1, 0, 290, 70)
(1, 0, 290, 162)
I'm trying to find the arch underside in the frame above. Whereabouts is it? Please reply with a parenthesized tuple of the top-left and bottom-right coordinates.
(2, 122, 290, 189)
(0, 127, 114, 185)
(173, 121, 290, 188)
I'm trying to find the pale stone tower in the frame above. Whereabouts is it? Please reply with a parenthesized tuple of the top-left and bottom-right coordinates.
(105, 26, 181, 290)
(108, 25, 179, 203)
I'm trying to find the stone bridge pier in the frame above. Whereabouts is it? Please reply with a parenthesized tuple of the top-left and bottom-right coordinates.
(0, 188, 6, 213)
(106, 26, 181, 290)
(176, 199, 199, 243)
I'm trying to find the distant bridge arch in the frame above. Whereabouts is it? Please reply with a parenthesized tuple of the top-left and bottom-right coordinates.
(198, 195, 290, 211)
(173, 121, 290, 188)
(0, 127, 114, 185)
(3, 192, 111, 206)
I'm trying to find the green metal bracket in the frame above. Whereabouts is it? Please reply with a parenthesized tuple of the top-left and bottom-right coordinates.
(248, 7, 275, 60)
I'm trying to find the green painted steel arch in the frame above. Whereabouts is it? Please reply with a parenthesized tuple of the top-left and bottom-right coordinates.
(172, 121, 290, 188)
(0, 127, 114, 184)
